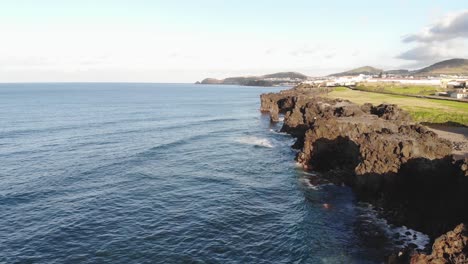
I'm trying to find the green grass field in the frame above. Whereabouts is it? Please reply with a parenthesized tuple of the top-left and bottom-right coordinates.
(355, 84, 441, 96)
(327, 88, 468, 126)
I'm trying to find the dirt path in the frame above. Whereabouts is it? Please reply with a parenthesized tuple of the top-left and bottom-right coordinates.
(427, 125, 468, 160)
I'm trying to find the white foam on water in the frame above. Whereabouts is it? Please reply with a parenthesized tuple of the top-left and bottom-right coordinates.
(358, 203, 430, 250)
(295, 162, 304, 168)
(269, 128, 288, 135)
(235, 136, 274, 148)
(268, 128, 277, 134)
(299, 177, 320, 190)
(392, 225, 431, 250)
(301, 171, 317, 176)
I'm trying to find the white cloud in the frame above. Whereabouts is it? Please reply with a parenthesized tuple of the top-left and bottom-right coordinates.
(397, 41, 468, 62)
(403, 10, 468, 43)
(398, 10, 468, 63)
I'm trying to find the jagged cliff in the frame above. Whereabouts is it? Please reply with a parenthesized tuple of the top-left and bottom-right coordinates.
(389, 224, 468, 263)
(260, 87, 468, 263)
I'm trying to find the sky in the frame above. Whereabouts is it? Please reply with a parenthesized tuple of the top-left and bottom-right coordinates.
(1, 0, 467, 82)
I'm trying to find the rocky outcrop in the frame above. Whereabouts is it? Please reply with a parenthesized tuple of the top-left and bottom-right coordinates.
(260, 92, 295, 122)
(411, 224, 468, 263)
(260, 87, 468, 262)
(456, 158, 468, 177)
(388, 224, 468, 264)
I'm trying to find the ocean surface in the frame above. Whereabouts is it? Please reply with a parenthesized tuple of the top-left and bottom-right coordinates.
(0, 83, 428, 264)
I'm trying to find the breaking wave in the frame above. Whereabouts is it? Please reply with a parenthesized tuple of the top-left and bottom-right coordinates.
(235, 136, 274, 148)
(357, 203, 430, 251)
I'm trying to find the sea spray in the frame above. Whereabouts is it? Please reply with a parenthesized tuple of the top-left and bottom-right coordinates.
(235, 136, 274, 148)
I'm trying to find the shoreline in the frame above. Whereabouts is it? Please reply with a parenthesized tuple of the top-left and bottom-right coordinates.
(260, 86, 468, 263)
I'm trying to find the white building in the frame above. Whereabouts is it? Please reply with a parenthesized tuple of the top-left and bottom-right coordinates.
(449, 88, 468, 99)
(366, 78, 442, 86)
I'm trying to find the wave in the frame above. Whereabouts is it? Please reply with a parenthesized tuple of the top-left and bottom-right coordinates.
(75, 129, 234, 179)
(357, 203, 430, 251)
(299, 177, 321, 190)
(235, 136, 274, 148)
(269, 129, 289, 135)
(298, 171, 333, 190)
(1, 117, 241, 139)
(301, 171, 317, 176)
(158, 118, 241, 131)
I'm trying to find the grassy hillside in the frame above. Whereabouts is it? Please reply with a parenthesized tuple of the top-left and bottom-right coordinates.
(200, 71, 309, 86)
(330, 66, 383, 77)
(262, 72, 308, 79)
(328, 88, 468, 125)
(384, 69, 409, 75)
(414, 58, 468, 76)
(355, 83, 441, 96)
(328, 58, 468, 78)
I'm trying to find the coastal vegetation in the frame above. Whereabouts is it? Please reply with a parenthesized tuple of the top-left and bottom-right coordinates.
(354, 83, 441, 96)
(328, 58, 468, 77)
(328, 88, 468, 125)
(199, 72, 308, 86)
(414, 58, 468, 76)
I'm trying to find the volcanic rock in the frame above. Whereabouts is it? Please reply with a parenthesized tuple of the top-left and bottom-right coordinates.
(260, 87, 468, 262)
(410, 224, 468, 264)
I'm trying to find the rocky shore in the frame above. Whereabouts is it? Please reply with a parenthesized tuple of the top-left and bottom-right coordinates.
(260, 86, 468, 263)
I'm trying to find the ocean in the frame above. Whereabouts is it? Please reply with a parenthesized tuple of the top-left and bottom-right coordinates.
(0, 83, 427, 263)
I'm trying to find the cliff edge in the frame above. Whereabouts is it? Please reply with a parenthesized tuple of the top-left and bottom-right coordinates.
(260, 87, 468, 263)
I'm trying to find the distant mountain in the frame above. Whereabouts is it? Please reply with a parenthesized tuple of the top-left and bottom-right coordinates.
(329, 66, 383, 77)
(384, 69, 409, 75)
(199, 59, 468, 86)
(413, 58, 468, 76)
(199, 72, 309, 86)
(328, 59, 468, 77)
(262, 72, 309, 79)
(199, 78, 224, 84)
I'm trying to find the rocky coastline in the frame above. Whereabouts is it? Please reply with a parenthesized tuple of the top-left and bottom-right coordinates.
(260, 86, 468, 263)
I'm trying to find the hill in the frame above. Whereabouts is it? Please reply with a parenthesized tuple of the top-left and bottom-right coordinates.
(199, 72, 309, 86)
(384, 69, 410, 75)
(413, 58, 468, 76)
(199, 58, 468, 86)
(199, 78, 223, 84)
(329, 66, 383, 77)
(328, 59, 468, 77)
(262, 72, 309, 79)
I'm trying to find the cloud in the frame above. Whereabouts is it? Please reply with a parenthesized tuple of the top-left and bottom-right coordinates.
(397, 10, 468, 63)
(403, 10, 468, 43)
(397, 41, 466, 61)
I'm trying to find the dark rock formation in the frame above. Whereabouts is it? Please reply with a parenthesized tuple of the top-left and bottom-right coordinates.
(260, 87, 468, 263)
(456, 158, 468, 177)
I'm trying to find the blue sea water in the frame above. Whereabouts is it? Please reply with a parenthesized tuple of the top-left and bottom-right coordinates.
(0, 83, 422, 263)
